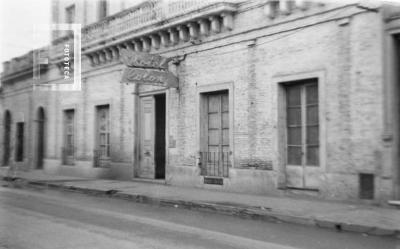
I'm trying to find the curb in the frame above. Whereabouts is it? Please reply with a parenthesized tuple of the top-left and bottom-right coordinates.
(3, 177, 399, 238)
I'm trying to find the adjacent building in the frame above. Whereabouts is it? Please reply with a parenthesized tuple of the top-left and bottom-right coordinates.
(1, 0, 400, 205)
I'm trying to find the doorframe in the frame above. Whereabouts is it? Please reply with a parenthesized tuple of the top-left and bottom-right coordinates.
(273, 70, 327, 189)
(136, 89, 169, 179)
(383, 25, 400, 200)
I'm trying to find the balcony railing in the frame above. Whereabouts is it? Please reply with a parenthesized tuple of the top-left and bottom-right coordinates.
(81, 0, 222, 45)
(199, 151, 230, 177)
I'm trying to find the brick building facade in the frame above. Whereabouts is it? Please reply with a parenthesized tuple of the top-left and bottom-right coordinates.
(1, 0, 400, 205)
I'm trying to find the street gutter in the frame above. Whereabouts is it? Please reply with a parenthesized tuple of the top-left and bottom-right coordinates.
(3, 176, 399, 239)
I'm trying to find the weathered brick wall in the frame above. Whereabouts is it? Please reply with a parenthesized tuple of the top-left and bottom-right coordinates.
(0, 77, 34, 170)
(0, 59, 134, 177)
(166, 8, 385, 199)
(45, 64, 133, 161)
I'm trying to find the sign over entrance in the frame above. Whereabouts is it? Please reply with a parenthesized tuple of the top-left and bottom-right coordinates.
(120, 48, 172, 69)
(121, 67, 178, 88)
(119, 49, 178, 88)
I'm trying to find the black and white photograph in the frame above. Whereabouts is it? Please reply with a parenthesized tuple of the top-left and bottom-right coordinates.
(0, 0, 399, 248)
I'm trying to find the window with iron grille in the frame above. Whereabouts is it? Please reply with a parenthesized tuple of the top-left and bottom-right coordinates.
(286, 81, 319, 166)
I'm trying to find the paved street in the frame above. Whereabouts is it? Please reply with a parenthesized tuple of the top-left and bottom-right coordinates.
(0, 183, 398, 249)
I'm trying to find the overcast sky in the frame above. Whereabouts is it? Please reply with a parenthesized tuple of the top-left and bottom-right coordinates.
(0, 0, 51, 72)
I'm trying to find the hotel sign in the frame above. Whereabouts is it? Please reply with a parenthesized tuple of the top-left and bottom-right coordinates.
(121, 67, 178, 88)
(120, 49, 172, 69)
(120, 49, 178, 88)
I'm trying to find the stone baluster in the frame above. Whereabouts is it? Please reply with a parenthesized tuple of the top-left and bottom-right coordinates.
(177, 25, 189, 42)
(169, 28, 179, 45)
(209, 16, 221, 34)
(221, 12, 234, 31)
(198, 19, 210, 36)
(150, 34, 161, 50)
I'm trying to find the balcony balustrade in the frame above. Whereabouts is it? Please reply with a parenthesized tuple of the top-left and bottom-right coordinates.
(82, 0, 220, 44)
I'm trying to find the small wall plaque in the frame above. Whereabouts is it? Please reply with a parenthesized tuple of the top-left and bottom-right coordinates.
(204, 177, 223, 185)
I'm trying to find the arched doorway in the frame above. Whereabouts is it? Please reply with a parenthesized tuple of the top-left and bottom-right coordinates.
(2, 111, 11, 166)
(36, 107, 45, 169)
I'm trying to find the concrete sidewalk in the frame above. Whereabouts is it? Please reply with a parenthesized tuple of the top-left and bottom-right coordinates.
(2, 169, 400, 238)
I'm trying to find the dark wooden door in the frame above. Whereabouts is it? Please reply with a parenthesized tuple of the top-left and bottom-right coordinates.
(15, 122, 24, 162)
(36, 108, 45, 169)
(2, 111, 11, 166)
(154, 94, 166, 179)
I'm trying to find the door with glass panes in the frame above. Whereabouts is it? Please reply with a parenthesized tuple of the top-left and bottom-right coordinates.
(285, 80, 320, 190)
(200, 91, 230, 177)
